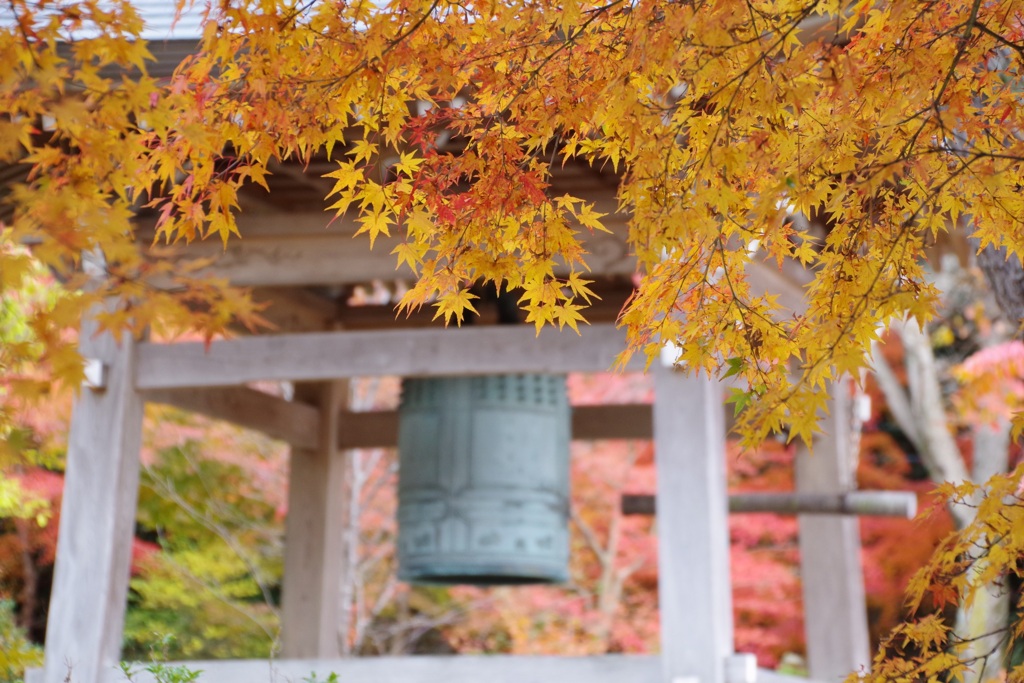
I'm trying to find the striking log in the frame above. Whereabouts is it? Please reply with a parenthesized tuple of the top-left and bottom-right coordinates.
(621, 491, 917, 518)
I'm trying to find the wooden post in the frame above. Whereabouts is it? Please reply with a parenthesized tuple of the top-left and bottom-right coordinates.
(654, 365, 732, 683)
(42, 314, 145, 683)
(796, 383, 871, 681)
(280, 380, 351, 657)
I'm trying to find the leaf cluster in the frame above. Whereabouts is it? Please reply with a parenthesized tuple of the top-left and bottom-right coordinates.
(126, 441, 282, 659)
(0, 599, 42, 683)
(858, 465, 1024, 683)
(2, 0, 1024, 446)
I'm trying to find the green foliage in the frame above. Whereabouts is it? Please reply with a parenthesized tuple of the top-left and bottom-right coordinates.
(0, 599, 42, 683)
(123, 442, 282, 659)
(0, 476, 47, 526)
(302, 673, 339, 683)
(0, 248, 80, 445)
(0, 254, 67, 527)
(120, 636, 204, 683)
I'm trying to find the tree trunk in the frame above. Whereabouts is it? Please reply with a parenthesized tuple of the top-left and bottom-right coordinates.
(872, 318, 1013, 683)
(972, 240, 1024, 336)
(15, 518, 37, 633)
(954, 419, 1012, 683)
(870, 321, 972, 528)
(955, 576, 1011, 683)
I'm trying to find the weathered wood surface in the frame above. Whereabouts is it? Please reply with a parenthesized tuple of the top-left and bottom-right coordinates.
(144, 198, 809, 316)
(154, 222, 807, 315)
(42, 314, 145, 683)
(569, 403, 653, 441)
(144, 386, 321, 449)
(35, 655, 828, 683)
(146, 199, 635, 288)
(251, 286, 339, 332)
(621, 490, 917, 518)
(336, 403, 653, 449)
(281, 382, 351, 657)
(135, 324, 646, 389)
(796, 383, 871, 680)
(653, 366, 733, 683)
(140, 388, 651, 447)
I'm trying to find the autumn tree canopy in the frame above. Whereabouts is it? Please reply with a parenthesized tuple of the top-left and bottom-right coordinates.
(1, 0, 1023, 443)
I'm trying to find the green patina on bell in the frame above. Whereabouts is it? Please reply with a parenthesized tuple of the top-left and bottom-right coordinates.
(397, 374, 571, 585)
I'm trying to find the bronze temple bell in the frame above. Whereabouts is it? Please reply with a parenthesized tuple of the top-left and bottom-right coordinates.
(396, 373, 571, 585)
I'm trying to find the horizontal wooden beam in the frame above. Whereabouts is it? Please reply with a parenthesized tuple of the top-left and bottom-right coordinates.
(622, 491, 918, 519)
(338, 410, 396, 449)
(250, 286, 339, 333)
(136, 324, 644, 390)
(144, 205, 809, 318)
(570, 403, 653, 441)
(338, 403, 652, 449)
(143, 386, 321, 449)
(34, 654, 825, 683)
(334, 278, 637, 330)
(148, 198, 634, 288)
(89, 655, 660, 683)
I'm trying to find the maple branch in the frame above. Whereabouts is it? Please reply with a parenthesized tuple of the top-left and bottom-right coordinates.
(491, 0, 625, 114)
(794, 155, 979, 392)
(6, 0, 41, 69)
(141, 461, 281, 613)
(899, 0, 984, 159)
(974, 21, 1024, 58)
(150, 526, 280, 646)
(570, 504, 609, 566)
(869, 340, 922, 452)
(328, 0, 442, 88)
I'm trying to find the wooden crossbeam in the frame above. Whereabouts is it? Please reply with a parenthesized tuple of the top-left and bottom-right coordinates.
(143, 384, 651, 449)
(136, 324, 645, 390)
(143, 386, 321, 450)
(31, 654, 828, 683)
(146, 200, 634, 288)
(337, 403, 653, 449)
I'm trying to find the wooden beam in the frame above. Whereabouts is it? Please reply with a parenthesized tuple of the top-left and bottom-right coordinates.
(33, 656, 828, 683)
(43, 311, 145, 683)
(337, 403, 653, 449)
(92, 655, 662, 683)
(147, 198, 634, 288)
(653, 367, 732, 683)
(269, 159, 337, 196)
(334, 278, 636, 330)
(338, 409, 397, 449)
(758, 670, 829, 683)
(621, 491, 918, 518)
(570, 403, 652, 441)
(75, 657, 826, 683)
(135, 324, 644, 390)
(143, 386, 321, 450)
(153, 222, 807, 316)
(251, 286, 339, 333)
